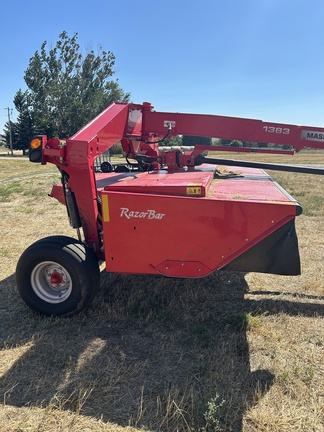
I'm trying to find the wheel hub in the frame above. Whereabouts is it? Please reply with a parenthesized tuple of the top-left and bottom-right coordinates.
(31, 261, 72, 303)
(45, 267, 67, 289)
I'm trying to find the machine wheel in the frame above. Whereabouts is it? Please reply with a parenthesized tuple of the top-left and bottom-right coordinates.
(16, 236, 100, 317)
(101, 161, 114, 173)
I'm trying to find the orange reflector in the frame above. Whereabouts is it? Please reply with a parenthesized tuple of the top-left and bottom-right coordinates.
(30, 138, 42, 149)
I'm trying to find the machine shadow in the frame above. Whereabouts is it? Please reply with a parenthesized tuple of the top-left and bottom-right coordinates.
(2, 269, 320, 430)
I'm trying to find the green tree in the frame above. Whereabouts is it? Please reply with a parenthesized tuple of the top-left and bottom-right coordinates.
(257, 142, 269, 148)
(159, 135, 183, 147)
(182, 135, 212, 146)
(10, 90, 34, 154)
(10, 31, 130, 150)
(216, 138, 232, 146)
(229, 140, 243, 147)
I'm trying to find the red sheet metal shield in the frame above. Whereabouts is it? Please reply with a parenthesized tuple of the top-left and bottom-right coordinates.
(100, 165, 300, 277)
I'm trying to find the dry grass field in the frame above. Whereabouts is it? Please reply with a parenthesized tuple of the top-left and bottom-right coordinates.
(0, 151, 323, 431)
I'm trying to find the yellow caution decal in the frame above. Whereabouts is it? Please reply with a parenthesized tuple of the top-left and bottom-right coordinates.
(101, 194, 110, 222)
(186, 183, 202, 196)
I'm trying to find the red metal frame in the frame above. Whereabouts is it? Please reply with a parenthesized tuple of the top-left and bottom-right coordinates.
(38, 102, 324, 275)
(141, 108, 324, 150)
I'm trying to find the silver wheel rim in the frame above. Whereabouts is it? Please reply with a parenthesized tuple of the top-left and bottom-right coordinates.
(31, 261, 72, 304)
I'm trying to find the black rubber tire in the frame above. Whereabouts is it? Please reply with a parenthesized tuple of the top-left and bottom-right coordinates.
(16, 236, 100, 317)
(101, 161, 114, 173)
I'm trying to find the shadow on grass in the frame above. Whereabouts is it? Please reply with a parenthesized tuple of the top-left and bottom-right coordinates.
(0, 271, 322, 431)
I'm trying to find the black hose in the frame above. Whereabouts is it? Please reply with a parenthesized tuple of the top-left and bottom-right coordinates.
(200, 156, 324, 175)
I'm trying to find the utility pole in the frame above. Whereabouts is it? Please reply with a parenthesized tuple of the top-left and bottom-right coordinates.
(6, 107, 13, 155)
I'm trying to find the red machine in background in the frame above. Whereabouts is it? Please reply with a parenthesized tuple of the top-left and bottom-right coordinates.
(16, 102, 324, 316)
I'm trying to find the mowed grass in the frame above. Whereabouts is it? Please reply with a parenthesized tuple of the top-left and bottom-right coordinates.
(0, 152, 323, 432)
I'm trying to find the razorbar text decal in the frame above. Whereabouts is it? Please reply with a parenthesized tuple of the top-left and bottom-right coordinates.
(120, 208, 165, 220)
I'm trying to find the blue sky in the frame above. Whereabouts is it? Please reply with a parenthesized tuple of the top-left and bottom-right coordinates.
(1, 0, 324, 133)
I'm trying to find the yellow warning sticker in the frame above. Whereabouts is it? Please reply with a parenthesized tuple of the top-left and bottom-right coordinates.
(101, 194, 110, 222)
(186, 186, 202, 195)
